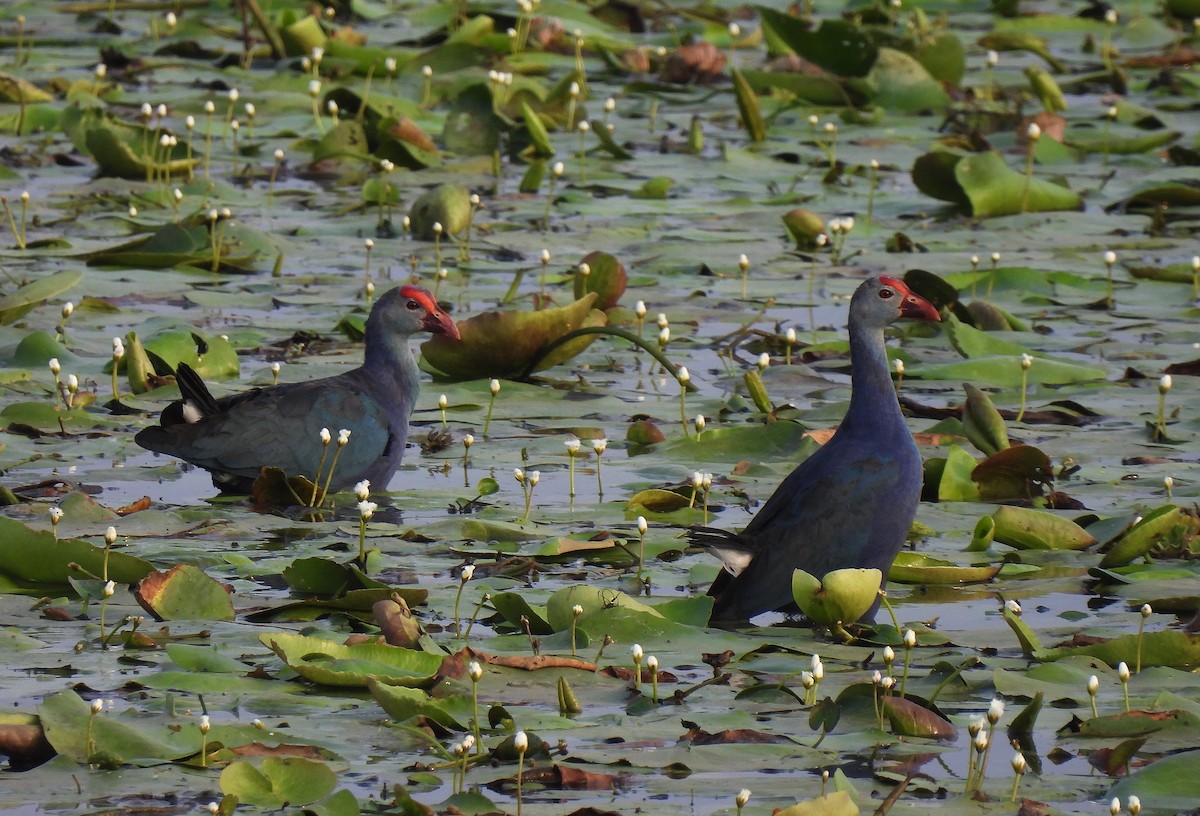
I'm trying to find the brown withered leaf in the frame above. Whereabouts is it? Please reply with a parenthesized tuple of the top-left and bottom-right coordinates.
(660, 42, 726, 84)
(599, 665, 680, 683)
(439, 646, 597, 680)
(116, 496, 151, 515)
(1017, 799, 1052, 816)
(507, 765, 620, 791)
(1020, 112, 1066, 144)
(230, 741, 328, 760)
(680, 720, 793, 745)
(1165, 358, 1200, 376)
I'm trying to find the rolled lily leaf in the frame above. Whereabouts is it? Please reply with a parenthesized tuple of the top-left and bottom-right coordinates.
(421, 294, 607, 380)
(791, 567, 882, 625)
(962, 383, 1009, 456)
(1099, 505, 1184, 568)
(881, 696, 957, 740)
(731, 68, 766, 142)
(888, 552, 999, 585)
(991, 505, 1096, 550)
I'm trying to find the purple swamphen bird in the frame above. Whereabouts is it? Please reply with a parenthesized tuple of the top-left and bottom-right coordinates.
(136, 285, 460, 493)
(690, 275, 940, 623)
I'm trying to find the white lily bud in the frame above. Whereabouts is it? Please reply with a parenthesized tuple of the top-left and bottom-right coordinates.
(974, 731, 988, 752)
(658, 327, 670, 344)
(678, 366, 690, 384)
(1088, 675, 1100, 695)
(61, 302, 74, 319)
(883, 646, 895, 663)
(48, 358, 61, 375)
(637, 516, 648, 535)
(1104, 250, 1117, 266)
(552, 162, 564, 176)
(104, 526, 117, 545)
(1118, 662, 1131, 681)
(357, 500, 377, 521)
(736, 789, 751, 808)
(528, 470, 540, 486)
(635, 300, 647, 318)
(1011, 753, 1026, 774)
(695, 414, 705, 432)
(572, 604, 583, 618)
(49, 507, 64, 523)
(592, 438, 607, 454)
(320, 427, 332, 444)
(338, 428, 351, 446)
(903, 629, 917, 648)
(468, 660, 483, 681)
(463, 434, 474, 448)
(1141, 603, 1152, 617)
(631, 643, 643, 662)
(199, 714, 211, 733)
(1027, 122, 1041, 141)
(514, 731, 528, 752)
(1110, 798, 1121, 816)
(1021, 353, 1033, 370)
(513, 468, 525, 483)
(103, 580, 115, 597)
(438, 394, 448, 409)
(460, 564, 475, 582)
(1005, 599, 1022, 615)
(354, 480, 371, 500)
(988, 698, 1005, 724)
(565, 437, 581, 454)
(1127, 795, 1141, 815)
(490, 378, 501, 395)
(1160, 374, 1172, 393)
(880, 675, 894, 690)
(986, 50, 999, 67)
(90, 699, 104, 714)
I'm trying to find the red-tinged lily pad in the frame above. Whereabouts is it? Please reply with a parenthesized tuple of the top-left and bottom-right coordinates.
(261, 633, 443, 687)
(791, 567, 881, 625)
(991, 505, 1097, 550)
(887, 552, 1000, 585)
(912, 148, 1082, 217)
(972, 444, 1053, 501)
(573, 251, 627, 310)
(1035, 630, 1200, 669)
(881, 696, 957, 740)
(219, 756, 339, 809)
(421, 294, 607, 380)
(0, 517, 153, 592)
(135, 564, 234, 622)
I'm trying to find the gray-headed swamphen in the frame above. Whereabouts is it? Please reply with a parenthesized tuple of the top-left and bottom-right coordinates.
(690, 275, 940, 623)
(136, 285, 459, 493)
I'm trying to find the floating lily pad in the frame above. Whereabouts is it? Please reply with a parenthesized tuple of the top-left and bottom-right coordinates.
(421, 294, 607, 380)
(261, 633, 443, 688)
(134, 564, 235, 621)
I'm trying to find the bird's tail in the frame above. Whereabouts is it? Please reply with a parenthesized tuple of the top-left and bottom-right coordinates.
(688, 526, 759, 578)
(174, 363, 220, 416)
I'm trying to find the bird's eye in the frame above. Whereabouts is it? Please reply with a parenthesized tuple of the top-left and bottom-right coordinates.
(406, 300, 420, 310)
(879, 288, 895, 299)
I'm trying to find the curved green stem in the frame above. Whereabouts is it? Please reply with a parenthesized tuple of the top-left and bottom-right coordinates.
(520, 325, 696, 389)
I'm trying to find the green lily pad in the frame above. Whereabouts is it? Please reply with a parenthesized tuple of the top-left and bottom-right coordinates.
(991, 506, 1097, 550)
(913, 149, 1083, 217)
(0, 517, 154, 592)
(1099, 505, 1185, 568)
(220, 757, 338, 809)
(0, 270, 83, 325)
(791, 568, 881, 625)
(261, 632, 443, 687)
